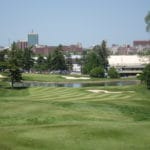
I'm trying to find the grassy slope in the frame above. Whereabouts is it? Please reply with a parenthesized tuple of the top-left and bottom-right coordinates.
(22, 73, 137, 83)
(0, 84, 150, 150)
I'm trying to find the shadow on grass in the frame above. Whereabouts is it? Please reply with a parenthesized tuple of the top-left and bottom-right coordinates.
(5, 87, 29, 90)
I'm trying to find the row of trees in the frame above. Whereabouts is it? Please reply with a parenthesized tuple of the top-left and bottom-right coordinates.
(34, 45, 69, 73)
(0, 43, 69, 88)
(82, 40, 119, 78)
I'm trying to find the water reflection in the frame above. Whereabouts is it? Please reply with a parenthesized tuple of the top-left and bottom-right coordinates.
(14, 80, 139, 88)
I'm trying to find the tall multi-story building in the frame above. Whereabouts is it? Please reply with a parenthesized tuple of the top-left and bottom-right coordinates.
(28, 31, 39, 47)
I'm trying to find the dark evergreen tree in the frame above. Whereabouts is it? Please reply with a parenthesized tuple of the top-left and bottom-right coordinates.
(34, 55, 47, 73)
(8, 42, 23, 68)
(46, 53, 52, 71)
(22, 47, 34, 72)
(9, 65, 22, 88)
(140, 64, 150, 89)
(0, 49, 8, 71)
(93, 40, 109, 70)
(51, 45, 67, 71)
(7, 42, 23, 88)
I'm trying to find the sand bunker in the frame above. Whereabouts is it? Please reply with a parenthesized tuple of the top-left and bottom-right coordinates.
(88, 90, 134, 94)
(88, 90, 122, 94)
(62, 76, 90, 80)
(0, 74, 5, 78)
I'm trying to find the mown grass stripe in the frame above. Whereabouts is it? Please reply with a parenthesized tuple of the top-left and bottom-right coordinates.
(0, 85, 150, 150)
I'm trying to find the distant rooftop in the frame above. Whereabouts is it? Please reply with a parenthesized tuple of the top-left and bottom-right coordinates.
(133, 40, 150, 46)
(28, 30, 38, 35)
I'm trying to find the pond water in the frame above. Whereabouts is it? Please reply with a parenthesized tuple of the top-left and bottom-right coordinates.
(14, 80, 139, 88)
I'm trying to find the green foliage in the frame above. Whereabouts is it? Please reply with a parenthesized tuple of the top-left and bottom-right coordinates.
(8, 42, 24, 67)
(0, 49, 8, 62)
(90, 66, 104, 78)
(93, 40, 109, 69)
(82, 40, 109, 74)
(7, 42, 23, 88)
(108, 67, 120, 78)
(34, 55, 47, 72)
(51, 45, 67, 70)
(22, 47, 34, 72)
(47, 53, 52, 71)
(82, 51, 100, 74)
(145, 11, 150, 32)
(9, 66, 22, 88)
(140, 64, 150, 89)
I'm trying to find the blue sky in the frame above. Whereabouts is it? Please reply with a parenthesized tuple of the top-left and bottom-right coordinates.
(0, 0, 150, 47)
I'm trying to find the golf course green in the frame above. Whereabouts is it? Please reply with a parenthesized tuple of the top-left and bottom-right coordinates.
(0, 74, 150, 150)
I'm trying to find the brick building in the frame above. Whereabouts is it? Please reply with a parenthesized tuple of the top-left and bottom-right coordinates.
(16, 40, 28, 50)
(133, 40, 150, 52)
(32, 44, 83, 55)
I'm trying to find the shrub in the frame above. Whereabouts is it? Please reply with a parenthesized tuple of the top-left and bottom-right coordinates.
(108, 67, 119, 78)
(90, 67, 104, 78)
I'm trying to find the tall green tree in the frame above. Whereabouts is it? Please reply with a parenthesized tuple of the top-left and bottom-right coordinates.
(82, 51, 100, 74)
(138, 11, 150, 89)
(0, 49, 8, 71)
(8, 42, 24, 67)
(8, 42, 23, 88)
(46, 53, 52, 71)
(140, 64, 150, 89)
(82, 40, 109, 75)
(22, 47, 34, 72)
(9, 66, 22, 88)
(145, 11, 150, 32)
(51, 45, 67, 71)
(93, 40, 109, 70)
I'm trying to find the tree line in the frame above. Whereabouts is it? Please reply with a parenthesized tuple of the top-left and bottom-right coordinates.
(0, 43, 71, 88)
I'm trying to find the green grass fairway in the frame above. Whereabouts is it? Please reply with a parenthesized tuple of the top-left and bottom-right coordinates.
(0, 85, 150, 150)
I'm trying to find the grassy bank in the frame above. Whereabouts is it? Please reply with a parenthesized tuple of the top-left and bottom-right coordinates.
(22, 73, 137, 83)
(0, 84, 150, 150)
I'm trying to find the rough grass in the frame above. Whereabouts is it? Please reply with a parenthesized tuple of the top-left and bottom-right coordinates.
(0, 84, 150, 150)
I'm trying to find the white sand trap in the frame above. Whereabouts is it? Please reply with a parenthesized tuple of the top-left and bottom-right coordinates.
(88, 90, 122, 94)
(88, 90, 134, 94)
(62, 76, 90, 80)
(0, 74, 5, 78)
